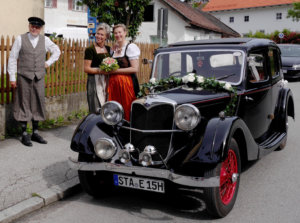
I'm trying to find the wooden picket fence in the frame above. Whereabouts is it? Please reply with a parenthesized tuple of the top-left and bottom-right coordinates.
(0, 35, 159, 105)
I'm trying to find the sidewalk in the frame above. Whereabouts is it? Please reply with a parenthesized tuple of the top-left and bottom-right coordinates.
(0, 124, 81, 223)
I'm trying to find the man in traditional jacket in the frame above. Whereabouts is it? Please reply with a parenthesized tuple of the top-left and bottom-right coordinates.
(8, 17, 61, 147)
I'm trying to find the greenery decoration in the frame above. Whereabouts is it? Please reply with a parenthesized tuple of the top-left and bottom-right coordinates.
(137, 73, 237, 116)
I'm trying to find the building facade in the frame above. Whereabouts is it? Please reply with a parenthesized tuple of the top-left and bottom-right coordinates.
(136, 0, 239, 44)
(203, 0, 299, 36)
(44, 0, 88, 40)
(0, 0, 44, 37)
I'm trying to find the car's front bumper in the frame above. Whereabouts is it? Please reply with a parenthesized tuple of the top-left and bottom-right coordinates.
(68, 157, 220, 188)
(282, 68, 300, 79)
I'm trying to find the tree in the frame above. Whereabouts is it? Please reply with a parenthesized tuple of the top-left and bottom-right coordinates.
(79, 0, 151, 40)
(287, 2, 300, 21)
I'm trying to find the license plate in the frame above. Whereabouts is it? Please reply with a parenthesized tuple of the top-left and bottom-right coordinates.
(283, 69, 287, 73)
(113, 174, 165, 193)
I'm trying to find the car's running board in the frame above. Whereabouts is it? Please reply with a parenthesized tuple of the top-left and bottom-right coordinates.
(258, 132, 287, 157)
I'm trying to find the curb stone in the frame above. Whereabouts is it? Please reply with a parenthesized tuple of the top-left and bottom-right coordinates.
(0, 178, 81, 223)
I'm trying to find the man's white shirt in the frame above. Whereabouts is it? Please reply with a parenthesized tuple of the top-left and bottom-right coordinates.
(8, 33, 61, 82)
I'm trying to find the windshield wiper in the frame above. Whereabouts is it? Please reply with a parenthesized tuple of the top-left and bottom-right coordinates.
(216, 73, 235, 80)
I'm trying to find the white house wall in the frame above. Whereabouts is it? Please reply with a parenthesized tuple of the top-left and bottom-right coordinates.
(210, 5, 298, 36)
(136, 0, 221, 44)
(44, 0, 88, 40)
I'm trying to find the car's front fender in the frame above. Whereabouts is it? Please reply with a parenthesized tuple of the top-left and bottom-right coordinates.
(70, 113, 115, 154)
(188, 116, 258, 164)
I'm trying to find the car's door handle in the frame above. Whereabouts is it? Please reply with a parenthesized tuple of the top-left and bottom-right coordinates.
(245, 96, 254, 101)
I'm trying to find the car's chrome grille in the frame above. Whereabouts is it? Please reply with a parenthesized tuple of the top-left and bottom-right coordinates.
(131, 102, 174, 159)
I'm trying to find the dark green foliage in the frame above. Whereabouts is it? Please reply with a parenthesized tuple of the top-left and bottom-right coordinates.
(287, 2, 300, 22)
(79, 0, 151, 40)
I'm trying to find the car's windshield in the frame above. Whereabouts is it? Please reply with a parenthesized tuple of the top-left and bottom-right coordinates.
(279, 45, 300, 57)
(152, 50, 244, 84)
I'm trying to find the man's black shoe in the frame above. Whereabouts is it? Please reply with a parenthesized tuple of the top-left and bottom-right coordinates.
(31, 133, 48, 144)
(21, 134, 33, 147)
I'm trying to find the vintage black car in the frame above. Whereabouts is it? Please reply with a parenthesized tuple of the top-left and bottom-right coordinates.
(69, 38, 295, 218)
(278, 44, 300, 80)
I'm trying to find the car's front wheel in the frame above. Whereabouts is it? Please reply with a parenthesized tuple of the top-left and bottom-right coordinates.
(78, 154, 112, 198)
(203, 138, 241, 218)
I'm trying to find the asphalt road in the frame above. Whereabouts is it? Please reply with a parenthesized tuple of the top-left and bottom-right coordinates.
(14, 82, 300, 223)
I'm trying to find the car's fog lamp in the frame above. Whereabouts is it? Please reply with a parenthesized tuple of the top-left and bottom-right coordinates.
(174, 104, 200, 131)
(119, 143, 135, 163)
(119, 150, 131, 163)
(139, 145, 156, 166)
(139, 152, 153, 166)
(101, 101, 124, 125)
(94, 138, 117, 160)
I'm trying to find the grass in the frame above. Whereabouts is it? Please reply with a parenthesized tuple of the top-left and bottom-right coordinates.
(5, 109, 88, 138)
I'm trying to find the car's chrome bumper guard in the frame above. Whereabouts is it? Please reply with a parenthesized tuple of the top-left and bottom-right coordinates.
(68, 157, 219, 188)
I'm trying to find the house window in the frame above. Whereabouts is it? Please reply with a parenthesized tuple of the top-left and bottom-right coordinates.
(45, 0, 52, 7)
(72, 0, 83, 11)
(45, 0, 57, 8)
(276, 13, 282, 20)
(244, 16, 249, 22)
(143, 4, 154, 22)
(229, 17, 234, 23)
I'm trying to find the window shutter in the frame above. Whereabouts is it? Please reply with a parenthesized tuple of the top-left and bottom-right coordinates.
(53, 0, 57, 8)
(68, 0, 73, 10)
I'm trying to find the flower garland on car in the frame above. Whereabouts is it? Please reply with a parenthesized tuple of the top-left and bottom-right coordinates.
(99, 57, 120, 72)
(137, 73, 237, 116)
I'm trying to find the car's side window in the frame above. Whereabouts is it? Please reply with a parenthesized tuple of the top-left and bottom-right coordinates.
(247, 51, 268, 83)
(268, 48, 280, 78)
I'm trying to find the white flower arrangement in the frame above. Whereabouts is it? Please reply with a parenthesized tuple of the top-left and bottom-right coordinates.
(138, 73, 237, 116)
(149, 77, 156, 84)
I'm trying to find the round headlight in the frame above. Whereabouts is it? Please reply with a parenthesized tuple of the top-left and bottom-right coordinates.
(174, 104, 200, 131)
(94, 138, 117, 160)
(101, 101, 124, 125)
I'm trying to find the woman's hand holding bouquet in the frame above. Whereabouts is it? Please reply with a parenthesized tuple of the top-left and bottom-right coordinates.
(100, 57, 119, 72)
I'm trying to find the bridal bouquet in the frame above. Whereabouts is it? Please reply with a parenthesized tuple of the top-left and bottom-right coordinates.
(100, 57, 119, 72)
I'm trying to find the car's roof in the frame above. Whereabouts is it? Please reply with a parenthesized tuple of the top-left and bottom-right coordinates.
(156, 38, 277, 53)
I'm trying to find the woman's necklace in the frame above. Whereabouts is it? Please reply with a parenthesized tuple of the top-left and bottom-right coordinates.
(95, 42, 105, 53)
(115, 42, 126, 54)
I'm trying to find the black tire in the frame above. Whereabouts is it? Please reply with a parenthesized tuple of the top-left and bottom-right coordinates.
(203, 138, 241, 218)
(78, 154, 112, 198)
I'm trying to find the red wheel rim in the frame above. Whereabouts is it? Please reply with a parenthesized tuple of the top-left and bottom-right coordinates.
(219, 149, 238, 205)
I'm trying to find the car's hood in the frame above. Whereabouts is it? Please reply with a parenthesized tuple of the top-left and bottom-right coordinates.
(281, 57, 300, 67)
(137, 87, 230, 106)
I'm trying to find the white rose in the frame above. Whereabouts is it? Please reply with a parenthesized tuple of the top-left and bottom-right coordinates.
(224, 82, 232, 91)
(281, 79, 288, 88)
(149, 78, 156, 84)
(196, 75, 204, 83)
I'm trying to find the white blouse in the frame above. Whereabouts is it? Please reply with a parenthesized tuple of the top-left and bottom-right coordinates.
(112, 43, 140, 60)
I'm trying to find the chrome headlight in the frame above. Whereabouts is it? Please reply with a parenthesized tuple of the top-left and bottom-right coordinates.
(94, 138, 117, 160)
(101, 101, 124, 125)
(174, 104, 200, 131)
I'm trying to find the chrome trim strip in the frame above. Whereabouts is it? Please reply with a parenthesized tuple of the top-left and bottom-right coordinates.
(120, 125, 184, 133)
(69, 157, 220, 188)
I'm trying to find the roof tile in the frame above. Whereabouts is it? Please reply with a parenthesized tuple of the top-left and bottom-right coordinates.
(203, 0, 298, 12)
(162, 0, 240, 37)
